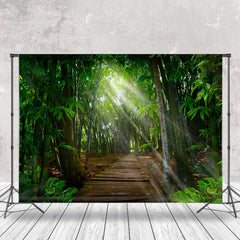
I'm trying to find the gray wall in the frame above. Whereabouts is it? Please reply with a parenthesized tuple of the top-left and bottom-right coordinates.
(0, 0, 239, 183)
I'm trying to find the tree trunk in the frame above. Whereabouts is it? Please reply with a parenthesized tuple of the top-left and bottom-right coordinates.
(59, 61, 84, 187)
(151, 56, 170, 185)
(78, 114, 84, 157)
(160, 56, 194, 186)
(40, 116, 51, 184)
(85, 57, 103, 169)
(32, 119, 40, 185)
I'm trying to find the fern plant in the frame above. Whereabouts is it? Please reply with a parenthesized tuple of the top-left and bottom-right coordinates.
(44, 177, 77, 202)
(170, 177, 222, 203)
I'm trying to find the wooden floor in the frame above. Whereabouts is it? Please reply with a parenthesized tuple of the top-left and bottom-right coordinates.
(75, 154, 162, 202)
(0, 182, 240, 240)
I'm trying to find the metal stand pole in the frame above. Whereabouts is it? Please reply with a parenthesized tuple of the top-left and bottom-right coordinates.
(0, 54, 44, 218)
(197, 53, 240, 218)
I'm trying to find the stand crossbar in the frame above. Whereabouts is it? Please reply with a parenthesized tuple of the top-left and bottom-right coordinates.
(197, 53, 240, 218)
(0, 54, 44, 218)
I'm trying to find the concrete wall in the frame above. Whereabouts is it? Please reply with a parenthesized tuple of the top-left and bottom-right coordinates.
(0, 0, 240, 183)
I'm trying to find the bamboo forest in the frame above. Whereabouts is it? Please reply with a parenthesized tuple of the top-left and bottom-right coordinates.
(19, 54, 222, 203)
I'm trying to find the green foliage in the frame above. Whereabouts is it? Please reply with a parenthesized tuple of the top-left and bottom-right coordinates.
(185, 142, 209, 152)
(170, 177, 222, 203)
(179, 55, 222, 127)
(19, 164, 43, 202)
(44, 177, 77, 202)
(137, 143, 153, 150)
(59, 142, 77, 151)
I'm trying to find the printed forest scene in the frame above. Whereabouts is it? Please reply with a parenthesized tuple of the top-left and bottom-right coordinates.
(19, 54, 222, 203)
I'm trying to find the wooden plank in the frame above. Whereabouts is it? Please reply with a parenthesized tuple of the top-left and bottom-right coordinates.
(0, 203, 31, 237)
(206, 203, 240, 238)
(49, 203, 88, 240)
(89, 182, 153, 187)
(146, 203, 184, 240)
(76, 203, 108, 240)
(91, 178, 149, 182)
(76, 153, 158, 202)
(187, 203, 239, 240)
(0, 203, 49, 240)
(79, 190, 156, 196)
(0, 190, 19, 217)
(74, 195, 162, 202)
(24, 203, 68, 240)
(0, 183, 16, 203)
(0, 182, 20, 203)
(223, 182, 240, 202)
(128, 203, 155, 240)
(232, 182, 240, 191)
(100, 171, 144, 175)
(167, 203, 212, 240)
(0, 182, 9, 191)
(0, 183, 10, 205)
(224, 201, 240, 217)
(104, 203, 129, 240)
(232, 182, 240, 199)
(94, 175, 148, 180)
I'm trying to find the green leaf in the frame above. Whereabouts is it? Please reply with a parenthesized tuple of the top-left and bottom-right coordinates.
(196, 89, 205, 101)
(185, 144, 203, 151)
(59, 143, 77, 151)
(171, 177, 222, 203)
(137, 143, 153, 150)
(57, 111, 63, 121)
(207, 187, 217, 195)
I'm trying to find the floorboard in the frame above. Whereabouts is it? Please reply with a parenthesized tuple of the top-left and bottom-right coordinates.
(49, 203, 88, 240)
(104, 203, 129, 240)
(0, 203, 49, 240)
(0, 182, 240, 240)
(0, 183, 9, 193)
(205, 203, 240, 238)
(146, 203, 184, 240)
(0, 190, 21, 218)
(167, 203, 212, 240)
(187, 203, 239, 240)
(0, 203, 31, 238)
(127, 203, 155, 240)
(23, 203, 68, 240)
(75, 203, 108, 240)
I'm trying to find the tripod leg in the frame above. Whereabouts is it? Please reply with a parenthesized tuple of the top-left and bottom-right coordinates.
(228, 188, 237, 218)
(230, 187, 240, 198)
(197, 202, 210, 214)
(0, 188, 10, 199)
(222, 187, 227, 193)
(10, 188, 13, 204)
(227, 186, 231, 203)
(4, 188, 13, 218)
(12, 187, 43, 213)
(31, 203, 45, 214)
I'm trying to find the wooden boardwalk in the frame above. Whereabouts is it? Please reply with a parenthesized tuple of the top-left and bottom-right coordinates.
(0, 182, 240, 239)
(75, 154, 162, 202)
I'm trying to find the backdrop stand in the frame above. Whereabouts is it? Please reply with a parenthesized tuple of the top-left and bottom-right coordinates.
(197, 53, 240, 218)
(0, 54, 44, 218)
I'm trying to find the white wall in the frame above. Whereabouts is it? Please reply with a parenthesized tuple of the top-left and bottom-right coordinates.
(0, 0, 239, 183)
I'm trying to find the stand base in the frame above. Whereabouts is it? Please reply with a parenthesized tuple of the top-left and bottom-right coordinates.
(197, 185, 240, 218)
(0, 185, 44, 218)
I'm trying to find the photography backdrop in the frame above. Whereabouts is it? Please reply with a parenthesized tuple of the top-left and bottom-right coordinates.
(19, 54, 222, 202)
(0, 1, 240, 197)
